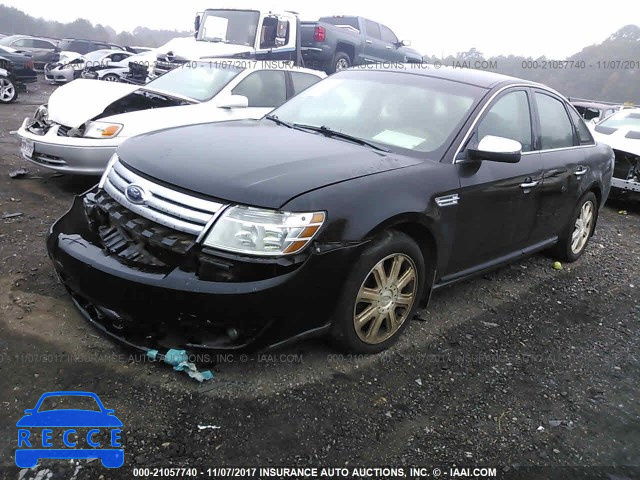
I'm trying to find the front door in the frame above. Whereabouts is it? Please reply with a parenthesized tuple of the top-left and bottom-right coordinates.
(446, 89, 543, 276)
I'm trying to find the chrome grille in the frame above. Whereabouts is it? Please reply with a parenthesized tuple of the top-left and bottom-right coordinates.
(103, 159, 225, 235)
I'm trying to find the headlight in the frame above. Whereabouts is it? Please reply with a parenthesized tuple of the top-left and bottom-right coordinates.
(84, 121, 123, 138)
(202, 206, 326, 256)
(34, 104, 49, 124)
(98, 153, 118, 189)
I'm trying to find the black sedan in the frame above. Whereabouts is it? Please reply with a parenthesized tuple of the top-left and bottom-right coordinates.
(0, 46, 36, 86)
(47, 65, 613, 354)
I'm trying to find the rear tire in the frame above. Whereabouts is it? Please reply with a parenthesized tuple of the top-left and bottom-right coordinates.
(102, 73, 120, 82)
(0, 76, 17, 103)
(330, 231, 425, 353)
(551, 192, 597, 262)
(329, 52, 351, 74)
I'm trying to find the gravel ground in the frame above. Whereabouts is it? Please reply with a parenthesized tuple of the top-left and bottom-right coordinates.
(0, 78, 638, 480)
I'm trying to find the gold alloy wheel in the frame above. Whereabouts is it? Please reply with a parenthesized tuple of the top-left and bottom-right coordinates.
(571, 200, 594, 254)
(353, 253, 418, 344)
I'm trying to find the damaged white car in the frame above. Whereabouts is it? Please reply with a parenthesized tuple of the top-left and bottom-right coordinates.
(18, 61, 325, 175)
(590, 108, 640, 195)
(45, 50, 135, 84)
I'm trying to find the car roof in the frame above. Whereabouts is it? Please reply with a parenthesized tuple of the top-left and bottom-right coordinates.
(353, 64, 543, 90)
(1, 34, 56, 41)
(571, 101, 619, 110)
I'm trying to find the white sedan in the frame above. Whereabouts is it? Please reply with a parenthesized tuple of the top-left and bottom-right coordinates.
(18, 61, 325, 175)
(45, 50, 135, 84)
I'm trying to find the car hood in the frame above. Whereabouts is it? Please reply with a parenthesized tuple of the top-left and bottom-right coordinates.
(103, 103, 263, 138)
(591, 125, 640, 156)
(48, 79, 139, 128)
(155, 36, 253, 60)
(16, 410, 123, 428)
(117, 121, 423, 208)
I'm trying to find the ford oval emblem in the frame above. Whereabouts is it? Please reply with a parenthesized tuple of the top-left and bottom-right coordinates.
(125, 185, 146, 204)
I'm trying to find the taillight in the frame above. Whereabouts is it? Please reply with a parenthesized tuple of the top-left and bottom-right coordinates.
(314, 26, 326, 42)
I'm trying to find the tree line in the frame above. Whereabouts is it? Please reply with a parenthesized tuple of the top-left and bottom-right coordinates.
(0, 5, 191, 47)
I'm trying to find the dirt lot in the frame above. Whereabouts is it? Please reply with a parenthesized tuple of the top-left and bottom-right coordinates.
(0, 78, 638, 479)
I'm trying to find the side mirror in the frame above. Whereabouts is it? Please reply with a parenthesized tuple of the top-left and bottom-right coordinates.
(399, 40, 411, 47)
(194, 15, 201, 38)
(467, 135, 522, 163)
(217, 95, 249, 109)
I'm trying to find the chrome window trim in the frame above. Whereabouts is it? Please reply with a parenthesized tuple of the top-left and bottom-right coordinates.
(453, 83, 595, 163)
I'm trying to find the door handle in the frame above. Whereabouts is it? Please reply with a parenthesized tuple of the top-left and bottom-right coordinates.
(574, 166, 588, 176)
(365, 40, 373, 44)
(386, 45, 392, 49)
(520, 180, 539, 189)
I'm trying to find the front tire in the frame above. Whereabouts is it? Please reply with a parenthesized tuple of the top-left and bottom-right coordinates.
(0, 76, 17, 103)
(551, 192, 597, 262)
(331, 231, 425, 353)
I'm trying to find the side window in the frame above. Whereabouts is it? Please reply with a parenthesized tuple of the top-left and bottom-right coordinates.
(232, 70, 287, 108)
(477, 91, 533, 152)
(535, 93, 575, 149)
(290, 72, 321, 96)
(11, 39, 32, 48)
(72, 41, 91, 54)
(365, 20, 381, 40)
(568, 108, 594, 145)
(33, 40, 54, 49)
(380, 25, 398, 45)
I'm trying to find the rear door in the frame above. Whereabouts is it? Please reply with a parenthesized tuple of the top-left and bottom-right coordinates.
(362, 19, 386, 64)
(447, 88, 544, 275)
(31, 39, 56, 64)
(532, 91, 592, 239)
(287, 71, 322, 98)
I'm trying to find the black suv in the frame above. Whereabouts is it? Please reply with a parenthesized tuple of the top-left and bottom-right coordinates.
(48, 66, 613, 354)
(57, 38, 124, 55)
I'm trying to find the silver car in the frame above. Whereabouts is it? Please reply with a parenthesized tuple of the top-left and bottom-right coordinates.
(0, 35, 58, 70)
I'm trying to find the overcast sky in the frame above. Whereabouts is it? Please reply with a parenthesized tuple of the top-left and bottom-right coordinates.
(1, 0, 633, 57)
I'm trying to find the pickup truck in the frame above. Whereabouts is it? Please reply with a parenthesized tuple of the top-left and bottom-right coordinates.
(126, 9, 303, 83)
(301, 16, 422, 73)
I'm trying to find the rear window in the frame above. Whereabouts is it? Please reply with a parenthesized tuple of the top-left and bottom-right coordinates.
(319, 17, 360, 31)
(291, 72, 322, 96)
(600, 111, 640, 130)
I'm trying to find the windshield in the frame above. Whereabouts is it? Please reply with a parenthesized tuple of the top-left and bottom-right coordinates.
(600, 111, 640, 130)
(271, 70, 485, 155)
(146, 63, 243, 102)
(197, 10, 260, 46)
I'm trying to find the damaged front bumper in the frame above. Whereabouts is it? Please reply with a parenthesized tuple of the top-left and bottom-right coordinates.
(17, 118, 120, 175)
(47, 189, 363, 353)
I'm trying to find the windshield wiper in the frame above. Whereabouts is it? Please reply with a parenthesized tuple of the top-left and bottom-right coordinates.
(293, 124, 391, 152)
(265, 114, 294, 129)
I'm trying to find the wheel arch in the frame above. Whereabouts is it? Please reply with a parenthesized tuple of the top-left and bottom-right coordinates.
(335, 42, 355, 62)
(365, 213, 439, 299)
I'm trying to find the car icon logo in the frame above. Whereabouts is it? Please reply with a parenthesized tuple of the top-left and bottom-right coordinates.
(16, 391, 124, 469)
(125, 185, 146, 204)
